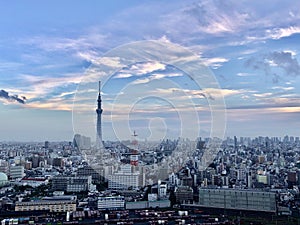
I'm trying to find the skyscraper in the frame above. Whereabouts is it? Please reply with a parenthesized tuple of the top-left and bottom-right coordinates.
(234, 136, 237, 151)
(96, 81, 103, 148)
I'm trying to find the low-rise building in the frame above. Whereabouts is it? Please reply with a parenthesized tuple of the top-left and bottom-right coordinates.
(20, 177, 48, 187)
(125, 200, 170, 210)
(198, 188, 276, 212)
(97, 196, 125, 210)
(15, 200, 76, 212)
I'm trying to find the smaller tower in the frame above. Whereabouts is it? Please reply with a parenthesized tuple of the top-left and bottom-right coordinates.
(130, 131, 139, 166)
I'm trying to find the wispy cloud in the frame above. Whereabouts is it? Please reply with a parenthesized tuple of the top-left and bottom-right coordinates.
(0, 73, 83, 110)
(266, 26, 300, 39)
(202, 57, 229, 69)
(271, 86, 294, 91)
(20, 74, 82, 100)
(150, 87, 244, 100)
(126, 62, 165, 75)
(131, 72, 183, 84)
(237, 72, 255, 77)
(20, 32, 109, 53)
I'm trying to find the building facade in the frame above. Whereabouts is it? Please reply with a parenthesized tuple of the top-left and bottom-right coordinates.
(198, 188, 276, 212)
(98, 196, 125, 210)
(15, 200, 76, 212)
(108, 172, 144, 190)
(51, 176, 92, 192)
(175, 186, 194, 204)
(9, 165, 24, 179)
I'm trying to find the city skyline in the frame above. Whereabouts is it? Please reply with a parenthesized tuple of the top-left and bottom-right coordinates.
(1, 1, 300, 141)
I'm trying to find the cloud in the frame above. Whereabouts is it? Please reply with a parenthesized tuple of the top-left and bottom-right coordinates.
(266, 26, 300, 39)
(21, 32, 109, 53)
(245, 51, 300, 83)
(171, 1, 248, 35)
(114, 73, 133, 79)
(271, 86, 294, 91)
(0, 73, 84, 110)
(252, 92, 273, 98)
(130, 72, 183, 84)
(131, 77, 151, 85)
(92, 57, 124, 68)
(268, 51, 300, 75)
(114, 61, 168, 79)
(21, 73, 82, 99)
(151, 87, 244, 100)
(201, 57, 229, 69)
(0, 89, 26, 104)
(157, 0, 300, 54)
(25, 98, 76, 111)
(126, 62, 166, 75)
(0, 61, 24, 71)
(237, 72, 255, 77)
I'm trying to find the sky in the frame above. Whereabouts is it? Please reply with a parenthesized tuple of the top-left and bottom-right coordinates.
(1, 0, 300, 142)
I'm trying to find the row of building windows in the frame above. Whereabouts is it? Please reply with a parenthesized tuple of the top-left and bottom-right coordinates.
(15, 201, 76, 212)
(198, 189, 276, 212)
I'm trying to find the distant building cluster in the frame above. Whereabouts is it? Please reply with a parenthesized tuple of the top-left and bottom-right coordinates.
(0, 134, 299, 219)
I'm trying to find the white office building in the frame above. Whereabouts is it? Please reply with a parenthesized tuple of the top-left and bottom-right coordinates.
(108, 164, 145, 190)
(9, 165, 24, 179)
(108, 172, 144, 190)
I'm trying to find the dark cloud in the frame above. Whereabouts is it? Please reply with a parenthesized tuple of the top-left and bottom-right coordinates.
(202, 93, 215, 100)
(268, 51, 300, 75)
(245, 51, 300, 83)
(0, 89, 26, 104)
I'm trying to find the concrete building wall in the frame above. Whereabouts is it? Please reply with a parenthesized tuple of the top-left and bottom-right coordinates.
(125, 200, 171, 210)
(98, 196, 125, 210)
(15, 200, 76, 212)
(9, 165, 24, 179)
(198, 188, 276, 212)
(108, 173, 143, 190)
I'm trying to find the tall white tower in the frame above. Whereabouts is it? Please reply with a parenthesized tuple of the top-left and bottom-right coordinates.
(96, 81, 103, 148)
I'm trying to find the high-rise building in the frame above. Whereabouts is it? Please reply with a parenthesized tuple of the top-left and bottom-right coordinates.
(288, 171, 297, 188)
(247, 171, 252, 188)
(234, 136, 237, 151)
(73, 134, 91, 150)
(169, 173, 180, 186)
(158, 180, 167, 199)
(96, 81, 103, 148)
